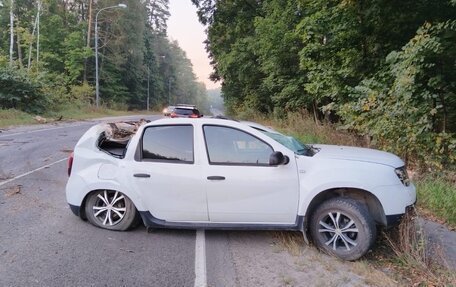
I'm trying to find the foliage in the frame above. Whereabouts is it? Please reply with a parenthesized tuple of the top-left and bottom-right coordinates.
(0, 0, 209, 115)
(0, 67, 47, 113)
(69, 82, 94, 107)
(193, 0, 456, 170)
(339, 21, 456, 169)
(63, 32, 92, 84)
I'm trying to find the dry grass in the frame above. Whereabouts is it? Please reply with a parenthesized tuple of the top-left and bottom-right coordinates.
(272, 231, 398, 286)
(254, 111, 368, 147)
(380, 208, 456, 286)
(272, 231, 305, 256)
(348, 261, 398, 287)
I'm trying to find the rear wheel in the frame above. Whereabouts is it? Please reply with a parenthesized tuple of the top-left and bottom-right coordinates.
(310, 198, 376, 260)
(85, 190, 138, 231)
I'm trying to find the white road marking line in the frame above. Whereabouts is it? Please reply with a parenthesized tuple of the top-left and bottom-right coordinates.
(0, 158, 67, 187)
(0, 123, 89, 139)
(194, 229, 207, 287)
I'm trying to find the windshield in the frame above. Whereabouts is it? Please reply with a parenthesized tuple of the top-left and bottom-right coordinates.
(260, 131, 311, 156)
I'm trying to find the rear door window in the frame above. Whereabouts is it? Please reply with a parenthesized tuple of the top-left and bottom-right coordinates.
(141, 125, 194, 163)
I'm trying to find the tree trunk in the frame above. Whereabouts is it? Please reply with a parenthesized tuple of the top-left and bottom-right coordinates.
(27, 10, 39, 70)
(9, 0, 14, 67)
(16, 18, 23, 68)
(313, 100, 320, 125)
(83, 0, 93, 82)
(36, 0, 41, 68)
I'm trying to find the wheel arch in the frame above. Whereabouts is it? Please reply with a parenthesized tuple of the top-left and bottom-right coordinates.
(303, 187, 387, 230)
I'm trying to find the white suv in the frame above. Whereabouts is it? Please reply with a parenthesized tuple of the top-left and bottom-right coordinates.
(66, 118, 416, 260)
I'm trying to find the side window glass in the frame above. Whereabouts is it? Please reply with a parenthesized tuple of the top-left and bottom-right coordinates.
(142, 125, 193, 163)
(203, 125, 273, 165)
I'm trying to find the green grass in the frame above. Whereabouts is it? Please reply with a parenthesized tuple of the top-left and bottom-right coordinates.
(0, 107, 155, 128)
(416, 177, 456, 228)
(0, 109, 35, 127)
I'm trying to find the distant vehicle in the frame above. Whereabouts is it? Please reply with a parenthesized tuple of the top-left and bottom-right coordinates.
(162, 106, 175, 117)
(170, 105, 202, 118)
(66, 118, 416, 261)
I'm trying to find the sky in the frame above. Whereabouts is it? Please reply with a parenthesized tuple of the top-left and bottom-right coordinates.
(167, 0, 220, 90)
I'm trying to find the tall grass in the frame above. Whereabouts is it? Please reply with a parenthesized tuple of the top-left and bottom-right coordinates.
(251, 112, 367, 146)
(382, 208, 456, 285)
(0, 109, 35, 127)
(416, 177, 456, 228)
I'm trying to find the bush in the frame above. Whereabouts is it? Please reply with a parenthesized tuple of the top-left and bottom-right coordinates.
(338, 21, 456, 170)
(0, 68, 49, 114)
(69, 82, 94, 107)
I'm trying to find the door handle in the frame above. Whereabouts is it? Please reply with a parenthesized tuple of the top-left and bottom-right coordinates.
(134, 173, 150, 178)
(207, 176, 225, 180)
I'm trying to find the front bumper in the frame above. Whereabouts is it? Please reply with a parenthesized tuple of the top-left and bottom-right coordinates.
(373, 183, 416, 216)
(385, 203, 416, 227)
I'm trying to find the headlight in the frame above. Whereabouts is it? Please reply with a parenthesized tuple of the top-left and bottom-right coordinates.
(395, 166, 410, 186)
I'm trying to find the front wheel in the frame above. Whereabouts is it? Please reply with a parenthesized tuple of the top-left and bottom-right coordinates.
(85, 190, 138, 231)
(310, 198, 376, 261)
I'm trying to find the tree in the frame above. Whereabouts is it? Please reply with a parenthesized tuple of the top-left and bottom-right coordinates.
(146, 0, 170, 35)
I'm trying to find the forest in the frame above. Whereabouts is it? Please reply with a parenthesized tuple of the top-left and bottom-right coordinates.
(0, 0, 209, 115)
(191, 0, 456, 170)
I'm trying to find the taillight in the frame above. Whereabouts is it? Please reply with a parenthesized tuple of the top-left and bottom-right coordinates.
(190, 114, 198, 118)
(67, 152, 74, 176)
(170, 112, 177, 118)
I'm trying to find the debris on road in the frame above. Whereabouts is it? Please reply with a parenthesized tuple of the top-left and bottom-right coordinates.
(0, 174, 13, 181)
(5, 185, 22, 197)
(34, 116, 47, 124)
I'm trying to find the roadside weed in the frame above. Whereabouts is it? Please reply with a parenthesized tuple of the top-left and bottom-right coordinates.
(416, 177, 456, 228)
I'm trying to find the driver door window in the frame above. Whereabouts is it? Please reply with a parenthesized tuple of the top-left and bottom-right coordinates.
(203, 125, 273, 165)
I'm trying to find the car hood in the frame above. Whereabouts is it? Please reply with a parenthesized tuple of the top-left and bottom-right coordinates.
(311, 144, 404, 167)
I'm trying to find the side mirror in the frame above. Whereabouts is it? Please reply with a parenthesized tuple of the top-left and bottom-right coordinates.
(269, 151, 289, 166)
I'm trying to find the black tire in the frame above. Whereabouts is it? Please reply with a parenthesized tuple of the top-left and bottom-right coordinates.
(310, 198, 376, 261)
(85, 190, 138, 231)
